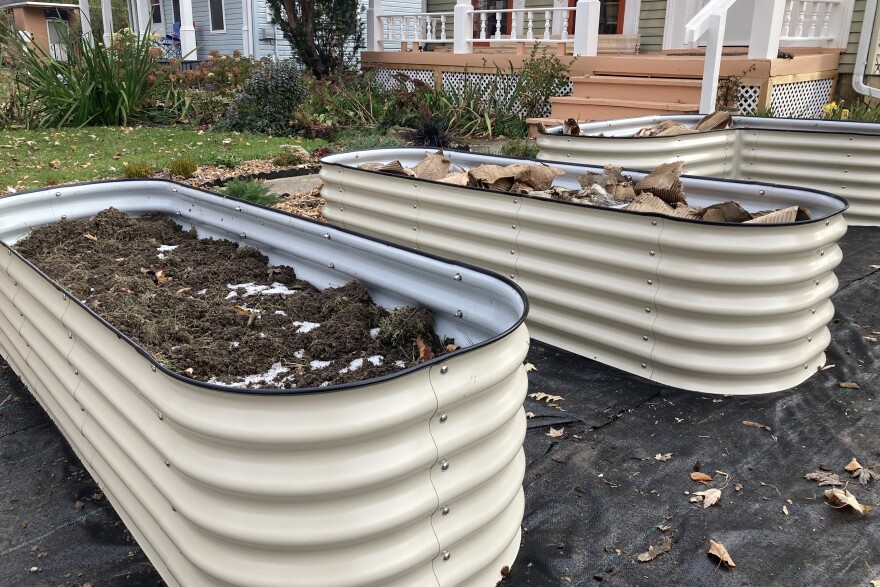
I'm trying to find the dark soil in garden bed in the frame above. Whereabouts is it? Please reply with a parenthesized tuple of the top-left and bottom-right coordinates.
(14, 208, 444, 389)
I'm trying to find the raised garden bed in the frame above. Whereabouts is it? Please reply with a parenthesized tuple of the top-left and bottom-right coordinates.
(320, 148, 848, 395)
(0, 179, 529, 587)
(536, 115, 880, 226)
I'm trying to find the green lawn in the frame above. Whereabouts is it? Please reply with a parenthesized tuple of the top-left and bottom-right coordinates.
(0, 126, 324, 191)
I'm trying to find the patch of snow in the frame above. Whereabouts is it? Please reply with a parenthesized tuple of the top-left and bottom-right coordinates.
(292, 321, 320, 333)
(225, 291, 237, 300)
(310, 360, 332, 370)
(231, 341, 240, 348)
(369, 327, 381, 338)
(227, 282, 299, 297)
(275, 310, 287, 316)
(197, 289, 207, 295)
(294, 349, 305, 359)
(208, 362, 290, 389)
(338, 357, 365, 374)
(157, 244, 179, 252)
(394, 360, 406, 368)
(367, 355, 383, 366)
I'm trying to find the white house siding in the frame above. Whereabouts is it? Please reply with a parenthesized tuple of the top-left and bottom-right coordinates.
(637, 0, 665, 52)
(255, 0, 297, 59)
(191, 0, 245, 59)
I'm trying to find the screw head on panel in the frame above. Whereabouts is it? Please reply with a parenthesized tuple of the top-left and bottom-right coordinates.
(759, 190, 765, 195)
(439, 413, 448, 423)
(643, 336, 649, 341)
(323, 233, 331, 239)
(442, 551, 451, 561)
(641, 363, 647, 369)
(649, 250, 655, 256)
(440, 460, 449, 471)
(441, 506, 450, 515)
(235, 207, 241, 212)
(513, 199, 518, 204)
(651, 220, 657, 226)
(453, 273, 461, 281)
(151, 365, 157, 372)
(328, 263, 335, 269)
(413, 226, 417, 231)
(55, 191, 61, 197)
(645, 308, 651, 313)
(440, 365, 449, 374)
(61, 215, 67, 220)
(454, 310, 463, 318)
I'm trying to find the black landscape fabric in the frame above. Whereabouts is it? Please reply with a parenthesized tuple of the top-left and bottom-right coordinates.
(0, 227, 878, 587)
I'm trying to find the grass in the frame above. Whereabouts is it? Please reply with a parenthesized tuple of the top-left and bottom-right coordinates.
(0, 126, 325, 190)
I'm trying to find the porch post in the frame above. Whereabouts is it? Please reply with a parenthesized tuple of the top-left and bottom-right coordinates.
(78, 0, 93, 39)
(100, 0, 113, 44)
(136, 0, 150, 34)
(573, 0, 599, 56)
(366, 0, 382, 51)
(747, 0, 784, 59)
(699, 11, 726, 114)
(178, 0, 196, 60)
(453, 0, 473, 54)
(241, 0, 251, 56)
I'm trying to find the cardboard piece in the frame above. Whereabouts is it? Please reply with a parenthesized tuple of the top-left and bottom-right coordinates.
(412, 151, 452, 180)
(692, 111, 732, 132)
(634, 161, 685, 204)
(744, 206, 799, 224)
(701, 201, 753, 223)
(624, 193, 675, 215)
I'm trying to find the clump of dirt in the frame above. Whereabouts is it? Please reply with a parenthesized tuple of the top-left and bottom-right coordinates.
(14, 208, 445, 389)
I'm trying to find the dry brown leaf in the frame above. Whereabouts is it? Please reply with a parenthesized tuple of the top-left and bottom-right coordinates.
(656, 524, 671, 532)
(525, 411, 535, 419)
(83, 233, 98, 241)
(870, 579, 880, 587)
(637, 536, 673, 563)
(546, 426, 564, 438)
(529, 392, 563, 403)
(524, 362, 537, 372)
(445, 343, 460, 352)
(839, 381, 861, 389)
(49, 159, 61, 169)
(176, 287, 192, 295)
(691, 472, 714, 483)
(233, 305, 253, 315)
(655, 453, 673, 462)
(708, 540, 736, 569)
(692, 488, 722, 508)
(415, 335, 434, 363)
(855, 468, 878, 485)
(734, 483, 742, 492)
(804, 471, 843, 486)
(845, 457, 863, 472)
(783, 505, 789, 515)
(742, 420, 771, 432)
(865, 336, 878, 343)
(824, 487, 869, 515)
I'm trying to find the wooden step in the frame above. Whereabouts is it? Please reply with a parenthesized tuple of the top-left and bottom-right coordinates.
(569, 75, 703, 104)
(549, 97, 699, 122)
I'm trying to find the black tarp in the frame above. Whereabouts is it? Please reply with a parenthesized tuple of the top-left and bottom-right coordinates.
(1, 227, 878, 586)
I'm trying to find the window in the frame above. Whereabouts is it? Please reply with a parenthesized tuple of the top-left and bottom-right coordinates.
(209, 0, 225, 31)
(151, 0, 162, 24)
(172, 0, 180, 24)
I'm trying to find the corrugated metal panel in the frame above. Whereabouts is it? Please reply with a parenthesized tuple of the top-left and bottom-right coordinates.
(537, 115, 880, 226)
(321, 147, 847, 393)
(0, 180, 529, 587)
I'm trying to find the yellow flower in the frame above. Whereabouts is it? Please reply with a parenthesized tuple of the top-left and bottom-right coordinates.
(841, 109, 850, 120)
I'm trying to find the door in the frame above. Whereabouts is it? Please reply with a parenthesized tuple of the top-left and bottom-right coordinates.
(564, 0, 625, 36)
(46, 14, 68, 61)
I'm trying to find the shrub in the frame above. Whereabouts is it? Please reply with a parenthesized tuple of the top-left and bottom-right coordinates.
(413, 116, 451, 149)
(220, 59, 306, 135)
(211, 153, 244, 168)
(222, 178, 278, 205)
(170, 156, 198, 178)
(1, 27, 175, 127)
(820, 99, 880, 122)
(330, 128, 408, 151)
(272, 146, 311, 167)
(501, 139, 539, 159)
(517, 45, 572, 118)
(123, 161, 153, 178)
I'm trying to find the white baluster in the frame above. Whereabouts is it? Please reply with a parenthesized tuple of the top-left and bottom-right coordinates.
(527, 10, 534, 40)
(795, 1, 806, 37)
(441, 14, 447, 40)
(821, 2, 831, 38)
(544, 10, 551, 40)
(511, 11, 518, 39)
(561, 10, 569, 41)
(495, 12, 502, 40)
(808, 1, 819, 38)
(480, 12, 487, 39)
(781, 0, 794, 36)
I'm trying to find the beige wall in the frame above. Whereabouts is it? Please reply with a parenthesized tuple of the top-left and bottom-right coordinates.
(10, 6, 75, 55)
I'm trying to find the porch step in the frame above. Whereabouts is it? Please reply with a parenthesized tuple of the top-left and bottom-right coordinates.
(569, 76, 703, 104)
(549, 97, 700, 122)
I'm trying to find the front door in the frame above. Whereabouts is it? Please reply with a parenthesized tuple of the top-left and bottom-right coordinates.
(46, 13, 68, 61)
(563, 0, 627, 35)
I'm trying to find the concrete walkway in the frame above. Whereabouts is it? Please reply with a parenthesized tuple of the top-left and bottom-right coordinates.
(265, 174, 323, 196)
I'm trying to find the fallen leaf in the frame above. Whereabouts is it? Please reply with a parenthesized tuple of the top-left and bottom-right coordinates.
(415, 335, 434, 362)
(445, 343, 460, 352)
(655, 453, 673, 462)
(865, 336, 878, 343)
(839, 381, 860, 389)
(73, 500, 84, 511)
(691, 472, 714, 483)
(824, 487, 870, 515)
(529, 392, 563, 403)
(804, 471, 843, 486)
(708, 540, 736, 569)
(855, 468, 878, 485)
(83, 233, 98, 241)
(233, 305, 254, 315)
(49, 159, 60, 169)
(692, 488, 722, 508)
(783, 505, 789, 515)
(546, 426, 564, 438)
(742, 420, 771, 432)
(734, 483, 742, 492)
(524, 362, 537, 372)
(637, 536, 673, 562)
(525, 411, 535, 419)
(176, 287, 192, 295)
(656, 524, 671, 532)
(845, 457, 863, 472)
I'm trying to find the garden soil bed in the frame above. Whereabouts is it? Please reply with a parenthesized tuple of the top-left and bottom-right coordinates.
(14, 208, 445, 389)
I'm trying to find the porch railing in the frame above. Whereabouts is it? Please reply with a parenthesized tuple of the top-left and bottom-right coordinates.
(779, 0, 851, 46)
(368, 0, 601, 56)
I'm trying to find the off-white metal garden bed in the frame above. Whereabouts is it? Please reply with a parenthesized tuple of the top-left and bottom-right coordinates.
(536, 115, 880, 226)
(0, 180, 529, 587)
(320, 148, 848, 395)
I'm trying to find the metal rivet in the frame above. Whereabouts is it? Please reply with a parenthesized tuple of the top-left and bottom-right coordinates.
(454, 310, 463, 318)
(649, 250, 655, 256)
(440, 460, 449, 471)
(157, 412, 163, 420)
(815, 280, 820, 285)
(759, 190, 765, 195)
(439, 413, 448, 422)
(512, 224, 517, 229)
(323, 233, 331, 239)
(55, 191, 61, 197)
(510, 250, 516, 255)
(819, 250, 824, 256)
(165, 460, 170, 467)
(340, 208, 344, 212)
(811, 308, 816, 314)
(240, 233, 246, 238)
(513, 199, 518, 204)
(826, 220, 830, 225)
(442, 551, 451, 561)
(847, 153, 851, 157)
(807, 336, 812, 342)
(440, 365, 449, 374)
(645, 307, 651, 313)
(844, 169, 848, 173)
(413, 204, 417, 208)
(67, 332, 72, 339)
(651, 220, 657, 226)
(151, 365, 157, 372)
(641, 363, 647, 368)
(647, 279, 653, 285)
(235, 206, 241, 212)
(643, 336, 649, 341)
(171, 506, 176, 512)
(61, 215, 67, 220)
(510, 274, 515, 279)
(413, 226, 417, 231)
(441, 506, 450, 515)
(804, 364, 809, 369)
(453, 273, 461, 281)
(328, 263, 335, 269)
(74, 369, 79, 375)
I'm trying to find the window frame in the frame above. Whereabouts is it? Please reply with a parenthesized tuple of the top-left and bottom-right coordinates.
(208, 0, 226, 33)
(150, 0, 162, 25)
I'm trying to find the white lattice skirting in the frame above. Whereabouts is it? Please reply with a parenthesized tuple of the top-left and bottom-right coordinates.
(769, 78, 835, 118)
(373, 68, 572, 117)
(737, 85, 761, 114)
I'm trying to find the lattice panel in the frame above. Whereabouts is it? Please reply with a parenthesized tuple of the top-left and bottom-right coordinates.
(770, 77, 834, 118)
(373, 68, 436, 92)
(737, 85, 760, 115)
(441, 72, 572, 117)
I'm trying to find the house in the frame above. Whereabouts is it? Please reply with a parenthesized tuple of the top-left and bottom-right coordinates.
(1, 0, 80, 59)
(360, 0, 880, 120)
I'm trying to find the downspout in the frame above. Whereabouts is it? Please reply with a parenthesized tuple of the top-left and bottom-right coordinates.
(853, 0, 880, 99)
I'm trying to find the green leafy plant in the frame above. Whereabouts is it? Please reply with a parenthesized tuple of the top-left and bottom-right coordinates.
(222, 178, 278, 205)
(329, 128, 407, 151)
(220, 59, 306, 135)
(211, 152, 244, 168)
(123, 161, 153, 178)
(1, 27, 180, 127)
(170, 156, 198, 178)
(820, 99, 880, 122)
(501, 138, 539, 158)
(517, 45, 573, 118)
(716, 65, 756, 112)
